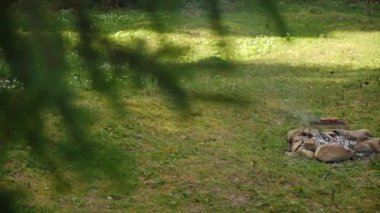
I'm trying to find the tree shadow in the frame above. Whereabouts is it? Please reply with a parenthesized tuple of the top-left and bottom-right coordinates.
(166, 57, 380, 119)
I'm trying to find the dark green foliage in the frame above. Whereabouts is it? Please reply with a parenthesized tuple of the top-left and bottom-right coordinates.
(0, 190, 18, 213)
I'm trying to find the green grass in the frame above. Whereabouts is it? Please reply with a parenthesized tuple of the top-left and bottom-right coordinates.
(1, 0, 380, 212)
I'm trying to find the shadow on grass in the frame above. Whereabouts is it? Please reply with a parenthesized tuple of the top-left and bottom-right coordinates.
(1, 57, 379, 211)
(166, 58, 380, 126)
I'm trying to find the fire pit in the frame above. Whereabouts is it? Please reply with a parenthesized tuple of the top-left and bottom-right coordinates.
(286, 118, 379, 163)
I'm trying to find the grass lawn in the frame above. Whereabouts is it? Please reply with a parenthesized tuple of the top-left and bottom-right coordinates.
(1, 0, 380, 212)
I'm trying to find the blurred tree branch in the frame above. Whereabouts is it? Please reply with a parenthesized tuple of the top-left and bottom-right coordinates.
(0, 0, 286, 210)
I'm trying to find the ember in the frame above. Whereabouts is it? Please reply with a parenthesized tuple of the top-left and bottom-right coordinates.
(313, 132, 357, 149)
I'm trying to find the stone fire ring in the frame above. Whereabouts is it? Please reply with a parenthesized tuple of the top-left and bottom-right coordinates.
(286, 128, 380, 163)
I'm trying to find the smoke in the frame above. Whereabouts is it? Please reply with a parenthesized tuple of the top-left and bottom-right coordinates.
(280, 98, 319, 125)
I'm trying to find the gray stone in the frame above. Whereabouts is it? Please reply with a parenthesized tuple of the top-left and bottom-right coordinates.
(287, 129, 306, 142)
(361, 138, 380, 153)
(353, 142, 373, 153)
(291, 141, 303, 153)
(315, 144, 354, 163)
(303, 138, 317, 151)
(333, 129, 372, 141)
(300, 148, 315, 159)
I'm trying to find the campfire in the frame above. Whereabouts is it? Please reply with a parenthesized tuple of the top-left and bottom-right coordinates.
(287, 118, 379, 163)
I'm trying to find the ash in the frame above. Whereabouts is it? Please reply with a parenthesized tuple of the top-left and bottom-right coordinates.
(313, 131, 357, 150)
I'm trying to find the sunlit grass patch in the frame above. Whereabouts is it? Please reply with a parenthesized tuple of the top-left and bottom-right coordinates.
(108, 28, 283, 64)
